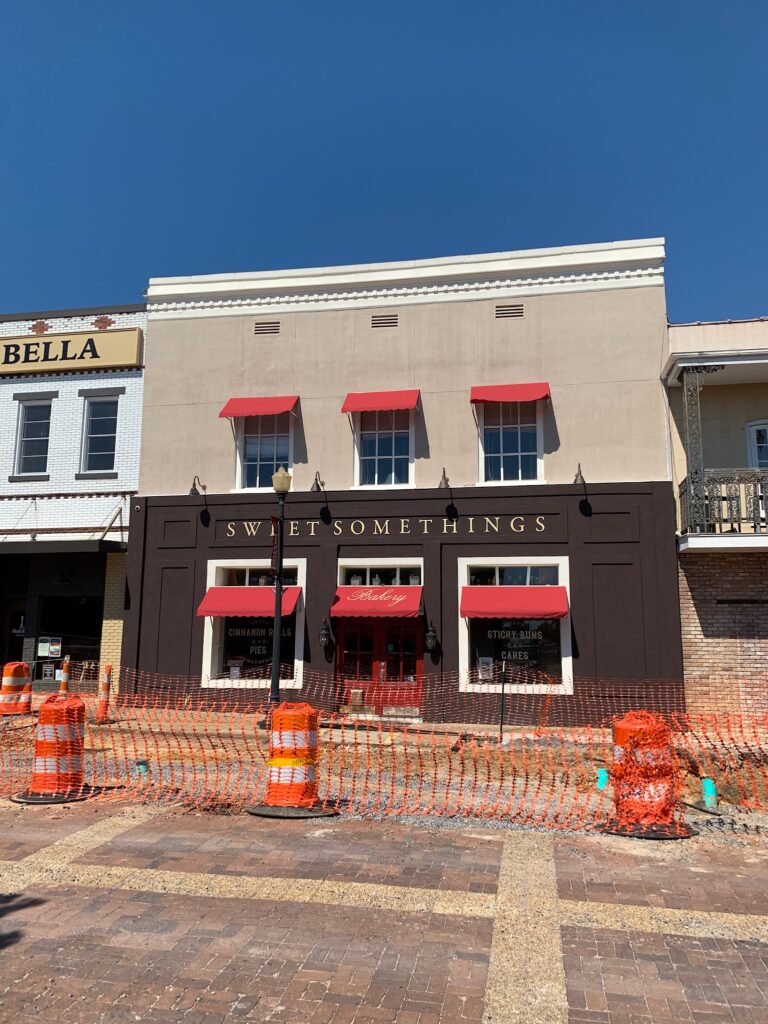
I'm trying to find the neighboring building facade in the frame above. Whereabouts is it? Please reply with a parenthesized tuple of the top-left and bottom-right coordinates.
(123, 239, 683, 719)
(0, 306, 145, 680)
(665, 318, 768, 711)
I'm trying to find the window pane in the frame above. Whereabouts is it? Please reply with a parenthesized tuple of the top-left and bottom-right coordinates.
(378, 410, 393, 431)
(20, 454, 47, 474)
(89, 399, 117, 419)
(243, 436, 260, 461)
(394, 432, 409, 456)
(88, 435, 115, 454)
(521, 454, 537, 479)
(361, 433, 376, 458)
(530, 566, 559, 585)
(502, 428, 519, 454)
(87, 453, 114, 472)
(259, 436, 275, 462)
(23, 419, 50, 440)
(520, 425, 537, 453)
(500, 567, 527, 585)
(483, 403, 500, 426)
(23, 405, 51, 424)
(469, 567, 496, 586)
(244, 417, 261, 436)
(377, 433, 393, 457)
(225, 569, 247, 585)
(360, 412, 377, 432)
(244, 463, 258, 487)
(469, 617, 561, 680)
(258, 464, 274, 488)
(393, 409, 410, 430)
(484, 428, 500, 455)
(22, 438, 48, 458)
(220, 612, 296, 679)
(501, 402, 517, 425)
(519, 401, 536, 425)
(275, 435, 289, 464)
(275, 412, 290, 432)
(485, 455, 501, 481)
(393, 458, 409, 484)
(377, 459, 394, 485)
(360, 459, 376, 486)
(502, 456, 519, 480)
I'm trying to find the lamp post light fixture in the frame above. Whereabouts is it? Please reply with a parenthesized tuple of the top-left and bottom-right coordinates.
(269, 466, 292, 706)
(318, 618, 333, 649)
(424, 621, 438, 652)
(310, 471, 324, 492)
(438, 467, 450, 489)
(189, 475, 207, 496)
(573, 463, 585, 486)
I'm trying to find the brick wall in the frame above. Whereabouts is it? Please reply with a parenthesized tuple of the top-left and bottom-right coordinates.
(679, 552, 768, 713)
(99, 552, 126, 686)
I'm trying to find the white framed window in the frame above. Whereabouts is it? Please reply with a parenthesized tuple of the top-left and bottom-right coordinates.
(457, 555, 572, 694)
(81, 397, 119, 473)
(477, 401, 544, 484)
(16, 401, 52, 475)
(337, 557, 424, 586)
(747, 421, 768, 469)
(201, 558, 306, 689)
(353, 410, 415, 488)
(236, 413, 293, 491)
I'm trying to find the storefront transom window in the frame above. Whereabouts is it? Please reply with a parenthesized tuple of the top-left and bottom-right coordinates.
(342, 565, 422, 586)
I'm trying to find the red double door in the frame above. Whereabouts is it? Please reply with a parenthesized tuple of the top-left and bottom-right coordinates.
(336, 618, 424, 714)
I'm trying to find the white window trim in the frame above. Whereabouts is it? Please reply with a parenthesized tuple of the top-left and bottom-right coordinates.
(79, 394, 119, 475)
(200, 557, 307, 689)
(337, 556, 425, 586)
(475, 400, 545, 486)
(457, 555, 572, 695)
(747, 419, 768, 469)
(15, 398, 53, 477)
(232, 416, 294, 494)
(351, 410, 416, 490)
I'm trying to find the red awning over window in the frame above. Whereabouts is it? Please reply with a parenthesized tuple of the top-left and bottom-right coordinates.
(341, 389, 421, 414)
(460, 586, 568, 619)
(470, 383, 550, 404)
(330, 586, 423, 618)
(197, 586, 302, 617)
(219, 395, 299, 419)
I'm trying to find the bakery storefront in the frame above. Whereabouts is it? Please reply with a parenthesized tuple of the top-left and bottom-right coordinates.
(122, 482, 684, 721)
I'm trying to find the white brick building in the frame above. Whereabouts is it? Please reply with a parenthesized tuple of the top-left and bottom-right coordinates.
(0, 305, 145, 673)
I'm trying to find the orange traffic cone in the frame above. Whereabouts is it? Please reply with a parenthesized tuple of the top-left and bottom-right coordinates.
(58, 654, 71, 693)
(96, 664, 112, 725)
(0, 662, 32, 716)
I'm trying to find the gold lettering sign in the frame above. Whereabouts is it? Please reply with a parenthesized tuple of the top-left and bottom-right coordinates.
(224, 514, 551, 540)
(345, 587, 408, 606)
(0, 328, 142, 376)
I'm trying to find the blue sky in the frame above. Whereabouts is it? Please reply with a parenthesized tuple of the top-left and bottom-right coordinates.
(1, 2, 766, 322)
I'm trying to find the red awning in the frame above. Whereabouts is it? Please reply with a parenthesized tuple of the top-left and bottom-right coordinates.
(196, 586, 302, 617)
(460, 586, 568, 619)
(330, 586, 423, 618)
(341, 389, 420, 414)
(219, 395, 299, 418)
(470, 383, 550, 404)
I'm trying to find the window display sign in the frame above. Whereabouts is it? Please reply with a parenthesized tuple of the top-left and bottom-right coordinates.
(469, 618, 561, 680)
(37, 637, 50, 658)
(221, 614, 296, 677)
(49, 638, 62, 658)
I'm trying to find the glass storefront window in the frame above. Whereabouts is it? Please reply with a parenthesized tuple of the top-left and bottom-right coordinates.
(223, 568, 298, 586)
(221, 615, 296, 680)
(469, 618, 562, 681)
(342, 566, 421, 586)
(468, 565, 559, 586)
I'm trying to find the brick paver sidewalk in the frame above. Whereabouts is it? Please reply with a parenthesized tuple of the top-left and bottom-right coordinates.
(0, 801, 765, 1023)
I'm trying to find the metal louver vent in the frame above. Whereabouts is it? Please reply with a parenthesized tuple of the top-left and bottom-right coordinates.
(253, 321, 281, 335)
(371, 313, 399, 329)
(495, 304, 525, 319)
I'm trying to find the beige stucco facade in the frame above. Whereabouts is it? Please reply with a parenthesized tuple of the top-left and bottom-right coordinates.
(140, 240, 671, 494)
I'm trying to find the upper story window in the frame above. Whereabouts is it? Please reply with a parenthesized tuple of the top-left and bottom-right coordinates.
(83, 398, 118, 472)
(358, 409, 412, 486)
(17, 401, 52, 475)
(471, 383, 549, 485)
(242, 413, 291, 488)
(480, 401, 539, 482)
(219, 396, 298, 491)
(341, 564, 422, 586)
(748, 422, 768, 469)
(469, 564, 559, 586)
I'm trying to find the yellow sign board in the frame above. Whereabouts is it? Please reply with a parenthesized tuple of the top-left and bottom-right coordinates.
(0, 328, 142, 376)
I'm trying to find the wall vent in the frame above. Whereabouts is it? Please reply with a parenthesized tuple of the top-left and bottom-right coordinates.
(495, 304, 525, 319)
(371, 313, 399, 329)
(253, 320, 281, 335)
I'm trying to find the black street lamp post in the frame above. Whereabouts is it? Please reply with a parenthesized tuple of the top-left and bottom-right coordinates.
(270, 466, 292, 706)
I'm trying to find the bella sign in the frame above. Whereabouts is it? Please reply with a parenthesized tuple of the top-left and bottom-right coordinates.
(0, 328, 142, 376)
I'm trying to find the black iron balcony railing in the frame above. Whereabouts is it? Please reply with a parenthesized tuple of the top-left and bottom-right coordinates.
(680, 469, 768, 535)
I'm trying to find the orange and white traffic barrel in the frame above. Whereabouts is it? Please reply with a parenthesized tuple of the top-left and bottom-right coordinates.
(247, 702, 337, 819)
(603, 709, 691, 839)
(0, 662, 32, 716)
(58, 654, 71, 693)
(96, 664, 112, 725)
(13, 692, 90, 804)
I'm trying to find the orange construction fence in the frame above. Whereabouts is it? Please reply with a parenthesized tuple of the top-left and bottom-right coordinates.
(0, 663, 764, 831)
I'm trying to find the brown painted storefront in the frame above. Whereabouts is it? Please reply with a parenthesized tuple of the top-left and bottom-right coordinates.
(122, 482, 684, 722)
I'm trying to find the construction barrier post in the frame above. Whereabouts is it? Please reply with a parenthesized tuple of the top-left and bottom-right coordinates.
(247, 702, 338, 819)
(96, 664, 112, 724)
(0, 662, 32, 716)
(602, 710, 692, 839)
(58, 655, 71, 693)
(13, 692, 92, 804)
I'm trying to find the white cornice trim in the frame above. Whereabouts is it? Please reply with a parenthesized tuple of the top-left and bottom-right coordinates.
(678, 534, 768, 553)
(146, 239, 665, 319)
